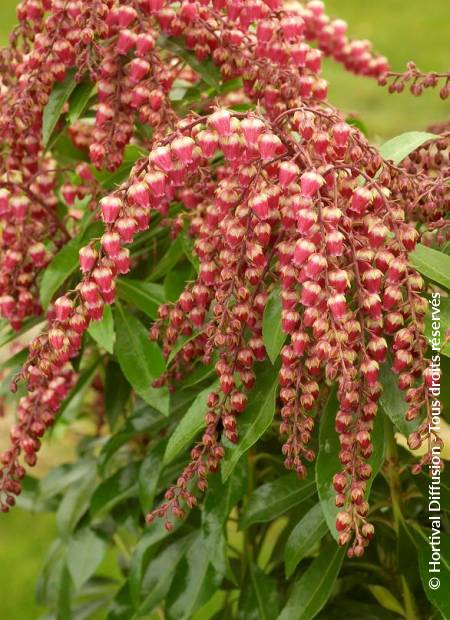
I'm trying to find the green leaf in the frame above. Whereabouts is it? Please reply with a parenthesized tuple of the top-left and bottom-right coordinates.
(39, 212, 96, 309)
(58, 357, 101, 422)
(202, 458, 247, 575)
(104, 360, 131, 430)
(164, 381, 219, 464)
(148, 236, 185, 281)
(409, 244, 450, 290)
(367, 585, 405, 616)
(138, 534, 193, 615)
(425, 296, 450, 357)
(380, 131, 436, 164)
(278, 540, 346, 620)
(238, 564, 281, 620)
(316, 391, 385, 540)
(56, 468, 97, 535)
(67, 528, 106, 590)
(158, 36, 221, 88)
(90, 462, 139, 518)
(116, 279, 165, 319)
(39, 236, 81, 309)
(138, 442, 165, 513)
(129, 517, 186, 606)
(43, 69, 77, 146)
(221, 362, 278, 482)
(114, 306, 169, 415)
(166, 534, 219, 620)
(262, 286, 287, 364)
(87, 305, 115, 353)
(379, 361, 418, 436)
(68, 80, 94, 124)
(411, 526, 450, 619)
(284, 503, 328, 578)
(240, 474, 316, 529)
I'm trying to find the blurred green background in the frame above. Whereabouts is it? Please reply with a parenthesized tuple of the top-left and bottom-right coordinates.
(0, 1, 448, 618)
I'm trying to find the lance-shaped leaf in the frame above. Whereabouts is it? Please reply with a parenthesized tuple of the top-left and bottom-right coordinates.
(67, 528, 106, 590)
(409, 244, 450, 291)
(166, 533, 220, 620)
(380, 131, 436, 164)
(278, 540, 345, 620)
(262, 286, 286, 364)
(42, 69, 77, 146)
(284, 502, 328, 578)
(87, 305, 115, 354)
(164, 380, 219, 464)
(116, 279, 165, 319)
(238, 564, 281, 620)
(240, 474, 316, 529)
(114, 306, 169, 416)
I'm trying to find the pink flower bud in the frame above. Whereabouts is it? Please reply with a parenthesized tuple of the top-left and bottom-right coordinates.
(116, 29, 137, 55)
(279, 161, 299, 187)
(150, 145, 173, 172)
(29, 243, 47, 267)
(114, 248, 131, 274)
(79, 245, 98, 273)
(54, 296, 74, 321)
(199, 261, 218, 286)
(171, 136, 195, 164)
(256, 20, 274, 43)
(336, 511, 352, 532)
(0, 188, 10, 216)
(332, 122, 350, 147)
(102, 232, 121, 258)
(246, 243, 266, 268)
(300, 171, 324, 198)
(297, 208, 317, 235)
(301, 281, 321, 307)
(328, 293, 347, 319)
(351, 187, 372, 214)
(304, 253, 327, 279)
(368, 337, 388, 362)
(129, 58, 150, 83)
(241, 117, 265, 146)
(144, 171, 166, 197)
(292, 331, 309, 355)
(80, 281, 100, 304)
(100, 196, 122, 224)
(258, 132, 282, 160)
(281, 15, 305, 39)
(196, 130, 219, 158)
(293, 239, 315, 266)
(96, 103, 114, 126)
(10, 196, 29, 221)
(368, 222, 388, 249)
(86, 300, 104, 321)
(128, 182, 150, 208)
(116, 216, 138, 244)
(49, 328, 65, 350)
(328, 269, 349, 292)
(362, 268, 383, 293)
(249, 192, 270, 219)
(136, 32, 155, 56)
(209, 109, 231, 136)
(117, 6, 137, 27)
(393, 350, 413, 374)
(282, 310, 300, 333)
(326, 231, 344, 256)
(386, 258, 406, 284)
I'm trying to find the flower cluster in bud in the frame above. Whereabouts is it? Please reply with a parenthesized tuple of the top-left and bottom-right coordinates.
(0, 1, 447, 558)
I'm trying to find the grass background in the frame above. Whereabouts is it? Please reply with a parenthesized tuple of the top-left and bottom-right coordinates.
(0, 0, 448, 618)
